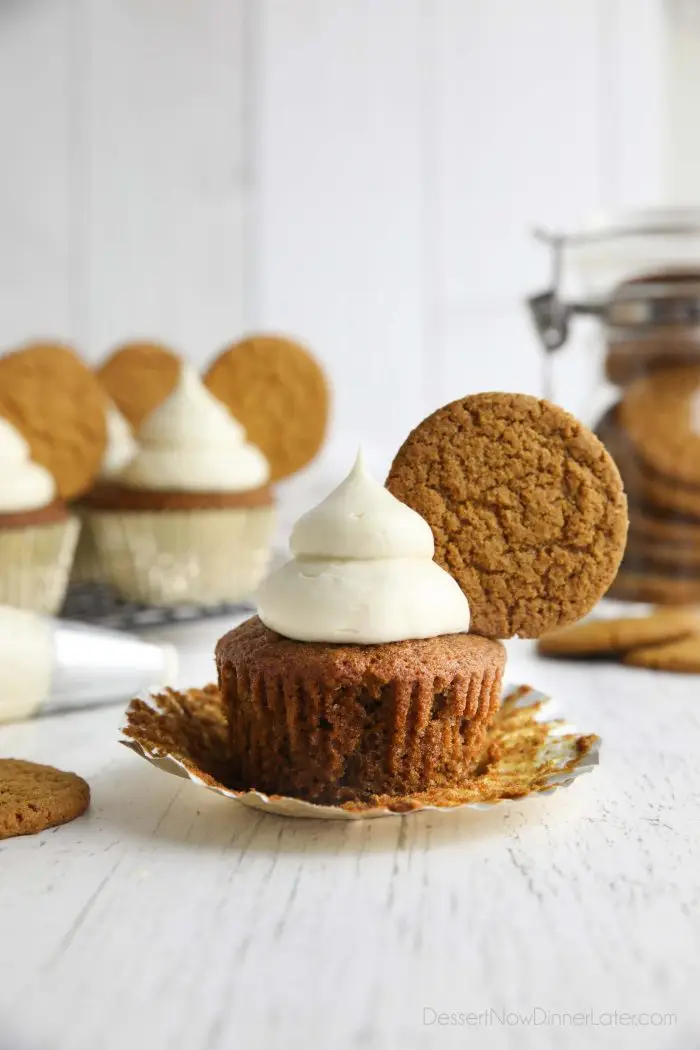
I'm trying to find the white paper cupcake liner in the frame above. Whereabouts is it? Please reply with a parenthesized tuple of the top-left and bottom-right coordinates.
(0, 517, 80, 614)
(121, 682, 600, 821)
(90, 506, 275, 606)
(70, 509, 102, 585)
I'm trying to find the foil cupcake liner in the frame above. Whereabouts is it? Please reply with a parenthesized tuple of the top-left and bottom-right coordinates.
(0, 517, 80, 615)
(121, 682, 600, 821)
(90, 506, 275, 607)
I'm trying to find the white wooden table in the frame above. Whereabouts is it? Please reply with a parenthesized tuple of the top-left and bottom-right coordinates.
(1, 616, 699, 1050)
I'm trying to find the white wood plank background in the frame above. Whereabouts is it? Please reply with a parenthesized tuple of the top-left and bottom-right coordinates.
(0, 0, 672, 446)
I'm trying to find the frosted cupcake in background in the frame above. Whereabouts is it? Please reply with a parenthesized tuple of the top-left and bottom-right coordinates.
(71, 401, 138, 584)
(0, 418, 80, 613)
(86, 365, 274, 606)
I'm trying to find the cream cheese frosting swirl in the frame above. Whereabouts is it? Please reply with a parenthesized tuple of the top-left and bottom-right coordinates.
(100, 402, 137, 480)
(118, 365, 270, 492)
(257, 451, 470, 643)
(0, 418, 56, 512)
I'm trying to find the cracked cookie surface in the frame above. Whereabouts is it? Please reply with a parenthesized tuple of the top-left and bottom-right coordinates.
(386, 393, 628, 639)
(0, 759, 90, 839)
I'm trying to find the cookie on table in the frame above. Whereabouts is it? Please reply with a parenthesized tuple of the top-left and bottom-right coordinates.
(204, 334, 330, 482)
(98, 341, 181, 431)
(623, 634, 700, 673)
(619, 366, 700, 488)
(537, 610, 699, 659)
(0, 759, 90, 839)
(0, 341, 107, 500)
(386, 393, 628, 639)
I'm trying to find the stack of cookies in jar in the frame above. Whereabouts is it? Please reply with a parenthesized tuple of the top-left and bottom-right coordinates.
(0, 336, 329, 615)
(594, 273, 700, 606)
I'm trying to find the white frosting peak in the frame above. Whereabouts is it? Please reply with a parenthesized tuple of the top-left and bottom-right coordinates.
(0, 418, 56, 512)
(257, 452, 470, 644)
(100, 402, 137, 480)
(291, 449, 434, 560)
(118, 365, 270, 492)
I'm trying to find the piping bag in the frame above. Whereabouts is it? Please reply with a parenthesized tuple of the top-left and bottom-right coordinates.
(0, 604, 178, 725)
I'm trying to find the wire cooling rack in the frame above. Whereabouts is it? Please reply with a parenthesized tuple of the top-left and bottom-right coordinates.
(60, 583, 254, 632)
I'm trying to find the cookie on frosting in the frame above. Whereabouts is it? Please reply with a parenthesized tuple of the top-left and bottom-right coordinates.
(204, 334, 330, 481)
(538, 610, 699, 658)
(0, 759, 90, 839)
(0, 342, 107, 500)
(97, 341, 181, 430)
(386, 393, 628, 639)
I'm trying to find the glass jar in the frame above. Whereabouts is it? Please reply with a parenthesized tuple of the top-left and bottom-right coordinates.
(528, 208, 700, 607)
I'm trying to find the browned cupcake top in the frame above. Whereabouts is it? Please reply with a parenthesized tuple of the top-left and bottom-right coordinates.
(0, 499, 69, 530)
(216, 615, 505, 688)
(80, 483, 274, 512)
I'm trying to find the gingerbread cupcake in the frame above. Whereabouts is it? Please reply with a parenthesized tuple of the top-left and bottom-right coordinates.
(0, 418, 79, 613)
(86, 365, 274, 606)
(216, 453, 504, 803)
(71, 400, 138, 584)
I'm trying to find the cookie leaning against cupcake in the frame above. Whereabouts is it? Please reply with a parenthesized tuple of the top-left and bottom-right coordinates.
(216, 393, 627, 805)
(0, 418, 79, 613)
(85, 365, 275, 606)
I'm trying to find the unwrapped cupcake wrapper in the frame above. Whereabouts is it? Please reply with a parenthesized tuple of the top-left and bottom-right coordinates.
(121, 683, 601, 821)
(0, 517, 80, 615)
(90, 506, 275, 606)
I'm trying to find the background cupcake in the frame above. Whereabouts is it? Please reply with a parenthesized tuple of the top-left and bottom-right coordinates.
(70, 400, 138, 585)
(0, 418, 79, 613)
(87, 365, 275, 606)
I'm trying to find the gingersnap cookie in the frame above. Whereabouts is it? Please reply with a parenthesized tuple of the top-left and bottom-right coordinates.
(0, 342, 107, 500)
(98, 341, 181, 430)
(623, 633, 700, 673)
(386, 393, 628, 639)
(620, 366, 700, 487)
(596, 405, 700, 519)
(537, 609, 699, 659)
(0, 759, 90, 839)
(204, 334, 329, 481)
(629, 505, 700, 546)
(626, 532, 700, 570)
(608, 568, 700, 605)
